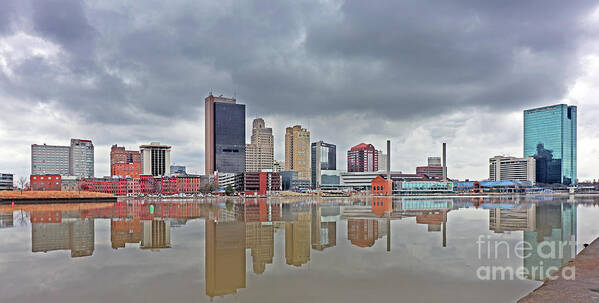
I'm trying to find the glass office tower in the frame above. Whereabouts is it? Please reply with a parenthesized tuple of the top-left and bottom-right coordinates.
(205, 94, 246, 174)
(311, 141, 336, 188)
(524, 104, 577, 185)
(213, 102, 246, 173)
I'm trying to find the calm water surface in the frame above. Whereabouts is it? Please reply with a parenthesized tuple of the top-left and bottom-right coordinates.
(1, 195, 598, 303)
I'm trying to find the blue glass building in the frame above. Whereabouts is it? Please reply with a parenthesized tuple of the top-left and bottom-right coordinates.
(523, 104, 577, 185)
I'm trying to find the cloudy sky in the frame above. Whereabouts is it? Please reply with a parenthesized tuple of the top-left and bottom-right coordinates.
(1, 0, 598, 181)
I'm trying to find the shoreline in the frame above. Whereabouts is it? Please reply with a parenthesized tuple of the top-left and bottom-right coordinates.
(0, 190, 117, 204)
(518, 237, 599, 302)
(1, 191, 598, 204)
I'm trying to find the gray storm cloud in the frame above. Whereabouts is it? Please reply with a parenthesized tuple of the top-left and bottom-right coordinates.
(0, 0, 597, 179)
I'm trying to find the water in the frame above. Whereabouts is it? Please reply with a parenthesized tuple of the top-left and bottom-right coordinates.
(1, 195, 598, 303)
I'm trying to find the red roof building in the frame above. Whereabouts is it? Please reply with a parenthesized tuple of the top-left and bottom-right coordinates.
(371, 175, 393, 195)
(347, 143, 379, 172)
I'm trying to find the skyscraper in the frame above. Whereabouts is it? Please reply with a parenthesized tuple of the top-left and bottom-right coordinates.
(285, 125, 311, 180)
(245, 118, 274, 172)
(69, 139, 94, 178)
(311, 141, 336, 188)
(140, 142, 171, 176)
(524, 104, 577, 185)
(347, 143, 379, 172)
(205, 94, 246, 175)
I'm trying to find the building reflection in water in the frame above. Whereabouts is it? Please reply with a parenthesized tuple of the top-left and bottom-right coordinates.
(204, 199, 286, 298)
(342, 197, 451, 249)
(238, 199, 279, 274)
(0, 211, 13, 228)
(347, 218, 387, 248)
(489, 205, 536, 233)
(31, 209, 95, 258)
(0, 201, 204, 258)
(523, 203, 576, 281)
(205, 219, 246, 298)
(141, 219, 171, 250)
(111, 218, 142, 249)
(8, 197, 584, 299)
(107, 201, 201, 250)
(488, 202, 577, 281)
(311, 204, 337, 251)
(203, 200, 343, 298)
(246, 222, 274, 274)
(285, 211, 311, 267)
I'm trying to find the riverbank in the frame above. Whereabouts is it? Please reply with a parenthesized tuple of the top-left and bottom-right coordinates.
(518, 237, 599, 302)
(0, 191, 117, 204)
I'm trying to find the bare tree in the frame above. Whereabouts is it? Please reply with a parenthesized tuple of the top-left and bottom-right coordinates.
(15, 210, 29, 226)
(17, 176, 28, 191)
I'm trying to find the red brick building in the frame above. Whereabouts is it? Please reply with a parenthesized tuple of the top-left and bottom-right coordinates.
(347, 143, 379, 172)
(140, 175, 156, 194)
(176, 176, 201, 194)
(126, 179, 140, 195)
(82, 175, 198, 196)
(83, 178, 129, 196)
(244, 172, 281, 195)
(30, 175, 62, 191)
(159, 177, 177, 195)
(371, 175, 393, 195)
(113, 162, 141, 178)
(110, 145, 141, 177)
(416, 166, 444, 179)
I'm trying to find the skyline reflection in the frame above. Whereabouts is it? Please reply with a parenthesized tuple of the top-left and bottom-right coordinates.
(0, 196, 596, 300)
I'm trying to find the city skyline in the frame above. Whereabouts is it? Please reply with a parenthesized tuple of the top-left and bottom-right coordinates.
(9, 101, 591, 182)
(1, 1, 599, 181)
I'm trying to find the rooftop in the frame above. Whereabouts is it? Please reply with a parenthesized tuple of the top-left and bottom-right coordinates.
(139, 142, 171, 149)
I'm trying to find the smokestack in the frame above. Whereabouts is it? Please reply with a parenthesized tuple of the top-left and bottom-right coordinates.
(442, 142, 447, 181)
(386, 140, 391, 180)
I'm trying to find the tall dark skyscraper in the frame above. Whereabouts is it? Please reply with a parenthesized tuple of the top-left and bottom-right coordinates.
(205, 94, 246, 174)
(524, 104, 577, 185)
(311, 141, 336, 188)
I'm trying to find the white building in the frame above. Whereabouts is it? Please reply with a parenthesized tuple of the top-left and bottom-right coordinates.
(140, 142, 171, 176)
(31, 139, 94, 177)
(31, 144, 71, 175)
(340, 171, 402, 188)
(217, 172, 243, 190)
(489, 156, 536, 183)
(273, 160, 285, 173)
(69, 139, 94, 178)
